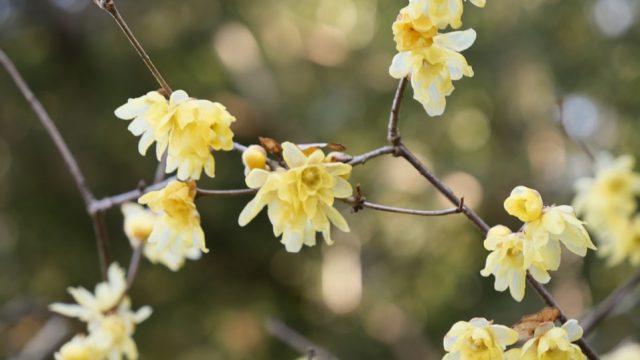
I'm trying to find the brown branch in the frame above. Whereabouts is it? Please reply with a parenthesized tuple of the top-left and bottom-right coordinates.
(343, 197, 462, 217)
(126, 245, 143, 292)
(0, 49, 94, 206)
(387, 77, 409, 147)
(265, 318, 339, 360)
(196, 188, 257, 198)
(344, 146, 395, 166)
(1, 48, 113, 280)
(93, 0, 172, 95)
(386, 80, 599, 359)
(581, 268, 640, 335)
(90, 177, 174, 212)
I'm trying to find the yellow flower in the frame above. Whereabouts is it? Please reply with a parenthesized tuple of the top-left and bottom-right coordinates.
(238, 142, 352, 252)
(390, 16, 475, 116)
(573, 153, 640, 266)
(121, 202, 201, 271)
(523, 205, 596, 267)
(55, 335, 103, 360)
(443, 317, 518, 360)
(138, 181, 208, 266)
(480, 225, 551, 302)
(242, 145, 269, 176)
(602, 342, 640, 360)
(520, 320, 586, 360)
(115, 90, 235, 180)
(407, 0, 486, 31)
(50, 263, 152, 360)
(504, 186, 544, 222)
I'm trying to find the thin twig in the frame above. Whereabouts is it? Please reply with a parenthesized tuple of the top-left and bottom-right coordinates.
(387, 82, 599, 359)
(387, 77, 409, 147)
(90, 177, 175, 212)
(126, 245, 143, 292)
(581, 268, 640, 335)
(265, 318, 339, 360)
(1, 48, 113, 280)
(93, 0, 172, 95)
(344, 146, 395, 166)
(90, 211, 111, 278)
(343, 197, 462, 217)
(196, 188, 257, 198)
(0, 49, 94, 206)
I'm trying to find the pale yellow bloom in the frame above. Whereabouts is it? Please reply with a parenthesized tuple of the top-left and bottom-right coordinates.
(504, 186, 544, 222)
(602, 342, 640, 360)
(138, 181, 207, 267)
(480, 225, 551, 302)
(121, 202, 200, 271)
(503, 186, 595, 268)
(523, 205, 596, 267)
(242, 145, 269, 176)
(442, 317, 518, 360)
(50, 263, 152, 360)
(115, 90, 235, 180)
(573, 153, 640, 266)
(390, 9, 475, 116)
(407, 0, 486, 30)
(519, 320, 586, 360)
(238, 142, 352, 252)
(55, 335, 103, 360)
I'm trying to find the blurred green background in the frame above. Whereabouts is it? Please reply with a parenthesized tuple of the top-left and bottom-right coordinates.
(1, 0, 639, 358)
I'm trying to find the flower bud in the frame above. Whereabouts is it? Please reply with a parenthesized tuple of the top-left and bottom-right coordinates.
(242, 145, 268, 175)
(504, 186, 544, 222)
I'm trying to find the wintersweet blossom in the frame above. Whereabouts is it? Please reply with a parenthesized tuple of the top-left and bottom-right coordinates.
(138, 181, 207, 267)
(503, 186, 595, 268)
(238, 142, 352, 252)
(518, 320, 586, 360)
(390, 8, 476, 116)
(407, 0, 486, 30)
(50, 263, 152, 360)
(121, 202, 200, 271)
(242, 145, 268, 176)
(115, 90, 235, 180)
(480, 225, 552, 302)
(54, 335, 102, 360)
(573, 153, 640, 265)
(442, 317, 518, 360)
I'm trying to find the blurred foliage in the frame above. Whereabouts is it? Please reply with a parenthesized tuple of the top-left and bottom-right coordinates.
(1, 0, 640, 358)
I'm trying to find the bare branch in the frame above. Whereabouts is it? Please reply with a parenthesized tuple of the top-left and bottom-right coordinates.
(90, 177, 175, 212)
(265, 318, 339, 360)
(387, 77, 409, 147)
(126, 245, 143, 292)
(0, 49, 94, 206)
(90, 211, 111, 279)
(333, 146, 394, 166)
(93, 1, 172, 95)
(581, 268, 640, 335)
(196, 188, 257, 198)
(343, 197, 462, 217)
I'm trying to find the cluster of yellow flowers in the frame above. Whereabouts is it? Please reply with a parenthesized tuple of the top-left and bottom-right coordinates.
(115, 90, 236, 181)
(50, 263, 152, 360)
(389, 0, 484, 116)
(481, 186, 595, 301)
(239, 142, 353, 252)
(442, 317, 587, 360)
(573, 154, 640, 265)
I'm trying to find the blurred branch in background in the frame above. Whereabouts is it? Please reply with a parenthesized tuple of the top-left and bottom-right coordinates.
(582, 268, 640, 336)
(11, 316, 68, 360)
(0, 48, 111, 280)
(265, 318, 339, 360)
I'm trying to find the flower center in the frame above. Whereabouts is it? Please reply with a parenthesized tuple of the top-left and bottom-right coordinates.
(301, 166, 322, 189)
